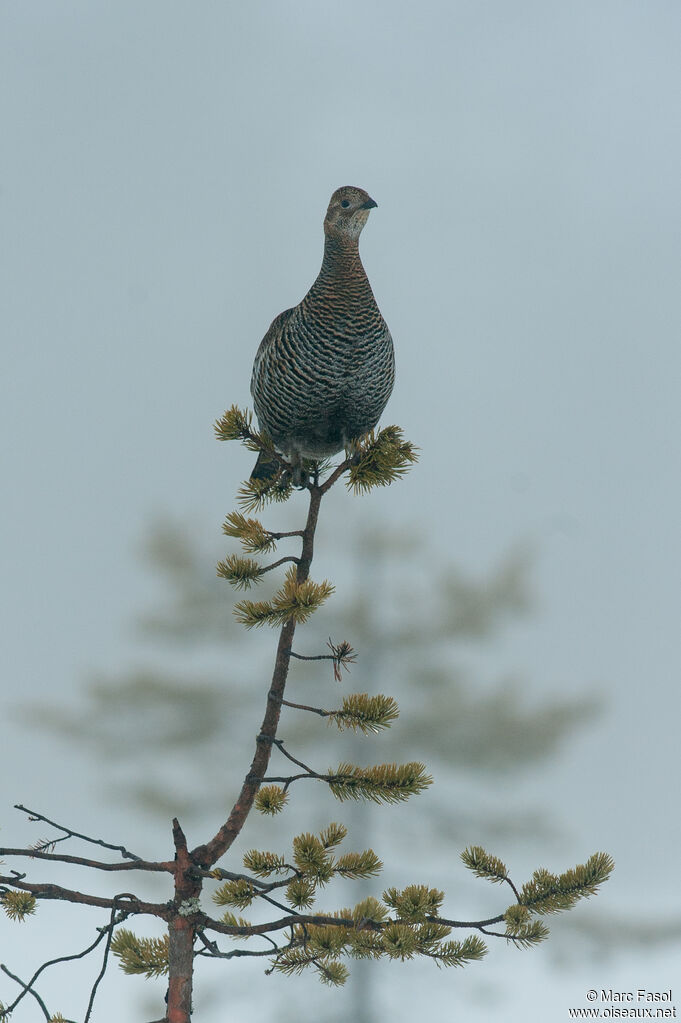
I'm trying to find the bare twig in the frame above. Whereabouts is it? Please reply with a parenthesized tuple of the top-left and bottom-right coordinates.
(84, 904, 120, 1023)
(0, 964, 54, 1021)
(319, 456, 354, 494)
(0, 846, 171, 873)
(258, 555, 299, 574)
(14, 805, 143, 862)
(261, 773, 319, 787)
(435, 913, 506, 929)
(0, 918, 116, 1018)
(207, 867, 298, 896)
(252, 889, 301, 915)
(504, 875, 522, 903)
(196, 910, 358, 937)
(195, 928, 281, 960)
(281, 697, 328, 717)
(289, 652, 335, 663)
(0, 875, 167, 917)
(269, 738, 320, 776)
(197, 943, 286, 961)
(289, 639, 356, 681)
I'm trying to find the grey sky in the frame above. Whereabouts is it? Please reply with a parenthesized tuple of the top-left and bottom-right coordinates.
(2, 2, 680, 1020)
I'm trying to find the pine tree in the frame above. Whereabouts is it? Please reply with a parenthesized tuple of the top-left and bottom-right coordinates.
(0, 410, 613, 1022)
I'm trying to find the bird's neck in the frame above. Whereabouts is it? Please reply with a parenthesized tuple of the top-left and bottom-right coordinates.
(311, 235, 372, 296)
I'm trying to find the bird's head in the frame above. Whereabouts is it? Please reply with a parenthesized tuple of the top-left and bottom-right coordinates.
(324, 186, 378, 241)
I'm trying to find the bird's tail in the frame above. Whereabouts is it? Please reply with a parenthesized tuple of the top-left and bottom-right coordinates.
(250, 450, 282, 482)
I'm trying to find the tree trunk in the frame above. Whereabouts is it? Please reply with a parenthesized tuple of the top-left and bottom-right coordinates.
(167, 914, 194, 1022)
(166, 819, 200, 1020)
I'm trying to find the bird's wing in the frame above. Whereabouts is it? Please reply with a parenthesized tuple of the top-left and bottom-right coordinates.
(253, 307, 296, 362)
(251, 306, 297, 403)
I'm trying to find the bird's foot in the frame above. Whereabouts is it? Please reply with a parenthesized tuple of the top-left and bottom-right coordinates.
(291, 466, 308, 488)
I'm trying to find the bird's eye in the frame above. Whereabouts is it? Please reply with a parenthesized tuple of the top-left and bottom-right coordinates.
(340, 199, 350, 208)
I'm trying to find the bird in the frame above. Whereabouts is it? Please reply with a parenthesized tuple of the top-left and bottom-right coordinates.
(250, 185, 395, 483)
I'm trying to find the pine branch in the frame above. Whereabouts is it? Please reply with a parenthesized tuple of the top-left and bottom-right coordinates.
(110, 929, 169, 978)
(333, 851, 383, 879)
(460, 846, 509, 884)
(328, 761, 433, 804)
(216, 554, 263, 589)
(1, 890, 37, 921)
(460, 845, 521, 900)
(192, 415, 418, 871)
(280, 691, 398, 733)
(328, 693, 399, 733)
(254, 786, 289, 816)
(319, 823, 347, 850)
(347, 896, 388, 925)
(289, 638, 356, 681)
(236, 475, 294, 513)
(501, 905, 550, 948)
(383, 884, 445, 922)
(285, 877, 317, 909)
(213, 878, 258, 909)
(241, 851, 290, 878)
(222, 511, 279, 553)
(292, 834, 334, 882)
(424, 934, 487, 967)
(233, 567, 334, 627)
(345, 426, 418, 494)
(217, 554, 301, 590)
(518, 852, 615, 915)
(213, 405, 255, 443)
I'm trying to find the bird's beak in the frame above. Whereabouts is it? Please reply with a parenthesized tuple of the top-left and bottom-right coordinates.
(361, 197, 378, 210)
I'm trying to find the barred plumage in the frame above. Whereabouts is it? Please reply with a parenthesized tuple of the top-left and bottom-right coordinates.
(250, 186, 395, 480)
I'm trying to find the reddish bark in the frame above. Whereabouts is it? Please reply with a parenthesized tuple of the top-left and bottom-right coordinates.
(166, 819, 202, 1022)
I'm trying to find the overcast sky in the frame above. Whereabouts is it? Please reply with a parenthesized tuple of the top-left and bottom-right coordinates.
(2, 2, 680, 1021)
